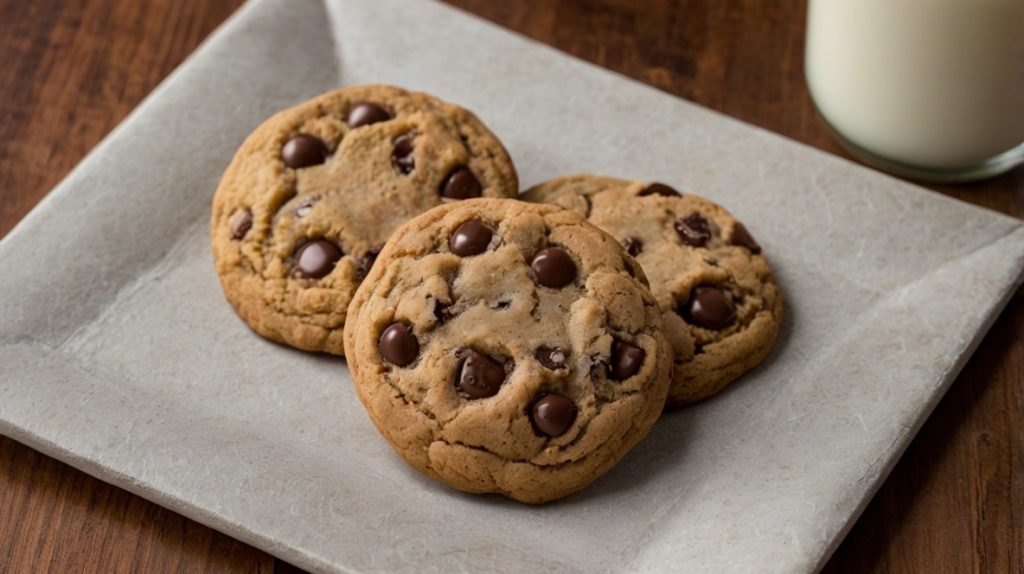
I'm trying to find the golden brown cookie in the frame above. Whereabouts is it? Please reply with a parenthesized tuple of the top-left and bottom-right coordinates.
(344, 198, 671, 503)
(523, 175, 782, 406)
(211, 85, 518, 355)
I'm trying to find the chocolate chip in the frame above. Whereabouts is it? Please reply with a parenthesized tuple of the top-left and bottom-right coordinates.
(347, 102, 392, 128)
(281, 134, 328, 169)
(531, 247, 576, 288)
(357, 249, 379, 278)
(530, 394, 577, 437)
(675, 213, 712, 247)
(433, 300, 451, 324)
(378, 322, 419, 366)
(294, 239, 342, 279)
(391, 133, 415, 174)
(229, 209, 252, 240)
(440, 167, 482, 200)
(456, 349, 506, 399)
(681, 285, 735, 330)
(609, 339, 645, 380)
(535, 346, 567, 370)
(622, 237, 643, 256)
(638, 183, 680, 197)
(449, 220, 493, 256)
(730, 221, 762, 254)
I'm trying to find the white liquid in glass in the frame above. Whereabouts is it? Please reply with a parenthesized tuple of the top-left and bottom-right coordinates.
(806, 0, 1024, 171)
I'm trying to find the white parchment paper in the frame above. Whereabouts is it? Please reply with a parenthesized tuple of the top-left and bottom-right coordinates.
(2, 0, 1023, 572)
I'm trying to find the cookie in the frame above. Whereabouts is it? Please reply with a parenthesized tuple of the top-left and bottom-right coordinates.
(343, 198, 671, 503)
(523, 175, 782, 406)
(211, 85, 519, 355)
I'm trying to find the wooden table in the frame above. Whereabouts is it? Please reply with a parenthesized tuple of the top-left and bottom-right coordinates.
(1, 1, 1021, 572)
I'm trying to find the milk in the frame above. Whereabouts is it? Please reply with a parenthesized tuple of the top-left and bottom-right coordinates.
(805, 0, 1024, 173)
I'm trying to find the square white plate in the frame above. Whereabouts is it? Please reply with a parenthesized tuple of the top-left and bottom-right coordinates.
(2, 1, 1023, 572)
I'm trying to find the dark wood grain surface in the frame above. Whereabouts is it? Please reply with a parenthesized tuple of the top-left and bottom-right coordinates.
(1, 1, 1021, 572)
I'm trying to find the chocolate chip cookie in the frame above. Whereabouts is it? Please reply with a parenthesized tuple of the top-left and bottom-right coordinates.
(523, 175, 782, 406)
(343, 198, 671, 503)
(211, 85, 518, 355)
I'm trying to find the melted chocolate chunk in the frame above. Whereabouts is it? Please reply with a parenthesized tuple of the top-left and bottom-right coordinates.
(456, 349, 506, 399)
(449, 220, 493, 256)
(294, 239, 342, 279)
(609, 339, 645, 380)
(681, 285, 735, 330)
(391, 133, 415, 174)
(281, 134, 328, 169)
(675, 213, 712, 247)
(229, 209, 252, 240)
(440, 167, 482, 200)
(638, 183, 680, 197)
(531, 247, 577, 288)
(357, 249, 379, 278)
(622, 237, 643, 256)
(347, 102, 392, 127)
(432, 299, 451, 324)
(378, 322, 419, 366)
(530, 394, 577, 437)
(729, 221, 762, 254)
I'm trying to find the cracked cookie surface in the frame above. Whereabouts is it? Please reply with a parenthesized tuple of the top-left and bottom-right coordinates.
(524, 175, 782, 406)
(344, 198, 671, 503)
(211, 85, 518, 355)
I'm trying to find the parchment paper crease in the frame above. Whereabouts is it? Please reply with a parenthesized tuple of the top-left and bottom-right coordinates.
(1, 0, 1023, 572)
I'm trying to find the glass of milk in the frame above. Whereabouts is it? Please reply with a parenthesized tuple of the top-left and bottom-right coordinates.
(805, 0, 1024, 183)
